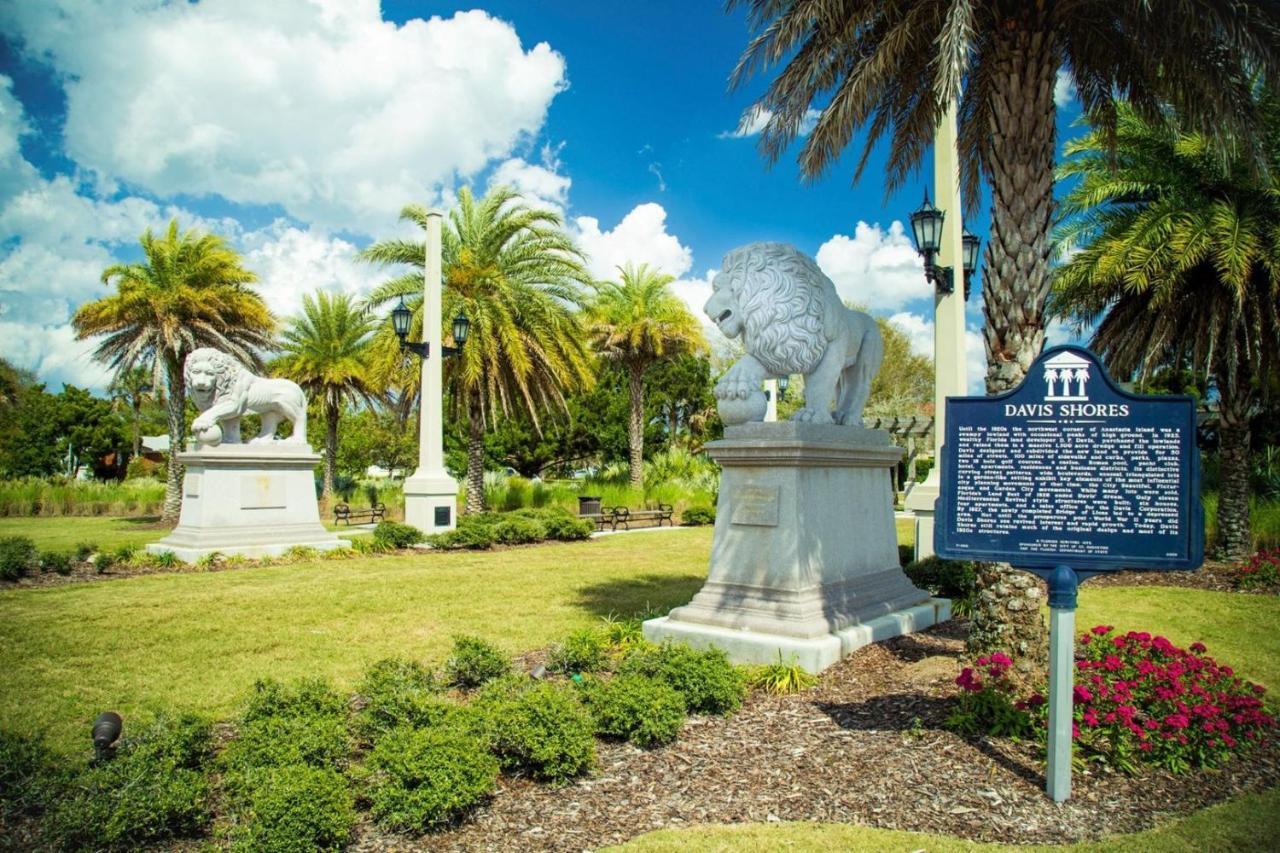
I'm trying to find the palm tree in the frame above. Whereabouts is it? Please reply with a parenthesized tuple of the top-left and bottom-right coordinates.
(727, 0, 1279, 394)
(73, 219, 273, 521)
(108, 364, 161, 460)
(588, 263, 707, 488)
(274, 292, 381, 498)
(361, 186, 595, 512)
(1051, 97, 1280, 560)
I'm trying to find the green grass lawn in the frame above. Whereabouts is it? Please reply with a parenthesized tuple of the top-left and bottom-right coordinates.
(0, 515, 169, 552)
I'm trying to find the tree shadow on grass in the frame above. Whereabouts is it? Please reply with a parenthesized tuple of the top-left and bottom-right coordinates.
(120, 515, 164, 526)
(573, 573, 705, 620)
(817, 693, 1044, 787)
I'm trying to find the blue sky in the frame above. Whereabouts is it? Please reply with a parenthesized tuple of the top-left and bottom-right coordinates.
(0, 0, 1083, 392)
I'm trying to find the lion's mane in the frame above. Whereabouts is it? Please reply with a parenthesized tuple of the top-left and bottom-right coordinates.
(720, 243, 828, 377)
(185, 348, 245, 410)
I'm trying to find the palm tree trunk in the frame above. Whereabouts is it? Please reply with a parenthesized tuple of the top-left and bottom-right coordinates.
(323, 399, 339, 499)
(465, 392, 486, 514)
(132, 396, 143, 459)
(1216, 383, 1253, 560)
(969, 14, 1056, 676)
(161, 354, 186, 522)
(628, 361, 645, 489)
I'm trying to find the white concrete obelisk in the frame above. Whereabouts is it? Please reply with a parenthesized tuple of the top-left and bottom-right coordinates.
(403, 210, 459, 533)
(904, 96, 969, 560)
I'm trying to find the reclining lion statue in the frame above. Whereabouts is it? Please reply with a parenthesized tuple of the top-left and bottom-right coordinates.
(704, 242, 883, 426)
(186, 348, 308, 446)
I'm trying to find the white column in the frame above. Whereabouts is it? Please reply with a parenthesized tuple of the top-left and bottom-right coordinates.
(764, 379, 779, 422)
(1047, 605, 1076, 801)
(403, 210, 459, 533)
(904, 95, 968, 560)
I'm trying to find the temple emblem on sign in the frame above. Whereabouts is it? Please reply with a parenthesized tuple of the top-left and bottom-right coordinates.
(1043, 351, 1091, 401)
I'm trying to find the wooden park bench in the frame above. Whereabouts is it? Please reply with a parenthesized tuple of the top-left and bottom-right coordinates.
(610, 503, 675, 530)
(333, 502, 387, 526)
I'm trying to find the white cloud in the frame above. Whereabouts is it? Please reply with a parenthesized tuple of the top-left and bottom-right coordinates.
(6, 1, 568, 234)
(1055, 69, 1076, 108)
(241, 222, 387, 320)
(573, 203, 693, 282)
(487, 147, 571, 217)
(888, 311, 987, 395)
(720, 106, 822, 139)
(815, 221, 930, 311)
(0, 322, 114, 390)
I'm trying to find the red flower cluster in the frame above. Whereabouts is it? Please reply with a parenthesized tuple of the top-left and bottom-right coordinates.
(1232, 548, 1280, 590)
(1065, 627, 1274, 773)
(955, 652, 1014, 694)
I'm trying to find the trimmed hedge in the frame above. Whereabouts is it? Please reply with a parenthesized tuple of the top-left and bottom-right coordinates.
(474, 681, 596, 781)
(617, 643, 746, 715)
(367, 726, 498, 831)
(230, 765, 355, 852)
(356, 657, 463, 743)
(579, 674, 686, 747)
(445, 635, 511, 689)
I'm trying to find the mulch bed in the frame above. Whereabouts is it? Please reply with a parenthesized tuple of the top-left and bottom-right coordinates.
(353, 618, 1280, 851)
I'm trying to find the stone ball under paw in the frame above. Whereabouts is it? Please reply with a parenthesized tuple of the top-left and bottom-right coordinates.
(717, 391, 768, 425)
(194, 423, 223, 446)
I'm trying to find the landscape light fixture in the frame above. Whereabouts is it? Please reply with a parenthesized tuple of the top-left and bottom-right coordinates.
(92, 711, 123, 761)
(778, 375, 790, 400)
(961, 229, 981, 301)
(908, 190, 953, 295)
(390, 297, 469, 359)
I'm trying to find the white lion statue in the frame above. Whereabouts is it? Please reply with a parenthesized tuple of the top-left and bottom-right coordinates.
(186, 348, 308, 446)
(705, 242, 883, 426)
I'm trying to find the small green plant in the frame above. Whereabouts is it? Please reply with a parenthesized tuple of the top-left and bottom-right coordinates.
(194, 551, 223, 570)
(73, 541, 97, 561)
(349, 536, 393, 555)
(356, 658, 461, 742)
(283, 545, 320, 562)
(243, 677, 349, 723)
(681, 505, 716, 526)
(599, 613, 646, 652)
(947, 653, 1033, 739)
(92, 551, 116, 574)
(578, 674, 686, 747)
(366, 726, 499, 831)
(617, 642, 747, 715)
(444, 635, 511, 689)
(112, 543, 138, 563)
(1233, 547, 1280, 591)
(229, 765, 355, 852)
(40, 550, 74, 576)
(548, 628, 608, 674)
(747, 653, 818, 695)
(363, 481, 381, 508)
(373, 521, 424, 549)
(0, 536, 39, 581)
(150, 549, 182, 568)
(474, 681, 596, 781)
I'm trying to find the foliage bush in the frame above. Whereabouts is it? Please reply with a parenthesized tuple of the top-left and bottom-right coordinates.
(283, 545, 320, 562)
(73, 541, 97, 561)
(947, 653, 1034, 738)
(40, 550, 74, 576)
(1232, 547, 1280, 591)
(491, 515, 547, 545)
(680, 505, 716, 526)
(548, 628, 608, 674)
(229, 765, 355, 853)
(0, 535, 39, 581)
(366, 726, 499, 831)
(373, 521, 425, 550)
(578, 674, 686, 747)
(49, 714, 214, 850)
(904, 556, 976, 601)
(0, 729, 61, 817)
(599, 613, 646, 652)
(515, 506, 594, 540)
(223, 678, 350, 777)
(244, 677, 349, 722)
(349, 536, 393, 555)
(356, 657, 465, 742)
(427, 514, 498, 550)
(474, 681, 596, 780)
(445, 635, 511, 689)
(617, 642, 746, 715)
(1063, 627, 1276, 773)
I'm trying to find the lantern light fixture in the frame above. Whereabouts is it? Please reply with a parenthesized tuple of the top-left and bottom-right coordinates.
(389, 297, 468, 360)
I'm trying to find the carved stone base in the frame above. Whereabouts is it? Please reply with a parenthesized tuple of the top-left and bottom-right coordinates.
(643, 422, 934, 672)
(147, 444, 349, 561)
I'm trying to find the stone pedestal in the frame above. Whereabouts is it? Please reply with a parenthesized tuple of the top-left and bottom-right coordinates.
(644, 422, 944, 672)
(147, 444, 349, 561)
(404, 471, 459, 534)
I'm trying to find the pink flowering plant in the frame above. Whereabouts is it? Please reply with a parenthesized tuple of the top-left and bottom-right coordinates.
(1232, 547, 1280, 591)
(947, 652, 1033, 738)
(1054, 626, 1275, 773)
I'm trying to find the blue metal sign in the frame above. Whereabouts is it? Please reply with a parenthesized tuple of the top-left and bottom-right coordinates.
(935, 345, 1204, 572)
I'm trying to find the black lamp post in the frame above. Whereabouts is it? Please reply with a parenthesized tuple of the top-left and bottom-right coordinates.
(908, 190, 952, 294)
(778, 374, 790, 401)
(390, 297, 469, 359)
(962, 228, 981, 301)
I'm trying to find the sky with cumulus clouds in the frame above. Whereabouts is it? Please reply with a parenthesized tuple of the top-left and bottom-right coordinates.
(0, 0, 1082, 393)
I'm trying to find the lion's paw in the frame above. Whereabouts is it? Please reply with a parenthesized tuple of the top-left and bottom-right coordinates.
(791, 407, 834, 424)
(715, 375, 757, 401)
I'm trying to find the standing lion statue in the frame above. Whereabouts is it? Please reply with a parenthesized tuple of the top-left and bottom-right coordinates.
(185, 348, 308, 446)
(705, 242, 883, 426)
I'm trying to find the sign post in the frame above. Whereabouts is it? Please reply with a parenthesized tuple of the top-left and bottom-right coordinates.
(936, 346, 1204, 801)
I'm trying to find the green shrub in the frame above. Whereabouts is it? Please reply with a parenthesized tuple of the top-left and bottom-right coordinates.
(349, 536, 392, 555)
(746, 653, 818, 695)
(243, 677, 348, 723)
(681, 505, 716, 526)
(230, 765, 355, 852)
(0, 729, 61, 816)
(904, 556, 976, 600)
(475, 681, 595, 781)
(73, 541, 97, 561)
(150, 549, 181, 568)
(222, 713, 350, 775)
(0, 536, 38, 581)
(514, 506, 593, 541)
(898, 543, 915, 567)
(491, 515, 546, 545)
(367, 726, 498, 831)
(579, 674, 686, 747)
(49, 715, 214, 849)
(283, 545, 320, 562)
(549, 628, 608, 674)
(373, 521, 424, 549)
(618, 643, 747, 715)
(92, 551, 116, 573)
(40, 550, 74, 575)
(426, 514, 497, 550)
(112, 543, 138, 563)
(195, 551, 224, 570)
(356, 658, 464, 742)
(444, 635, 511, 689)
(500, 476, 532, 511)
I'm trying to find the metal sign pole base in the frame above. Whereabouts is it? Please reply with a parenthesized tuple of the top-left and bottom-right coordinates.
(1046, 565, 1079, 802)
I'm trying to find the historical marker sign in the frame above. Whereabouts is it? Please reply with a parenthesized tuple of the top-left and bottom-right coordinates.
(936, 345, 1204, 572)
